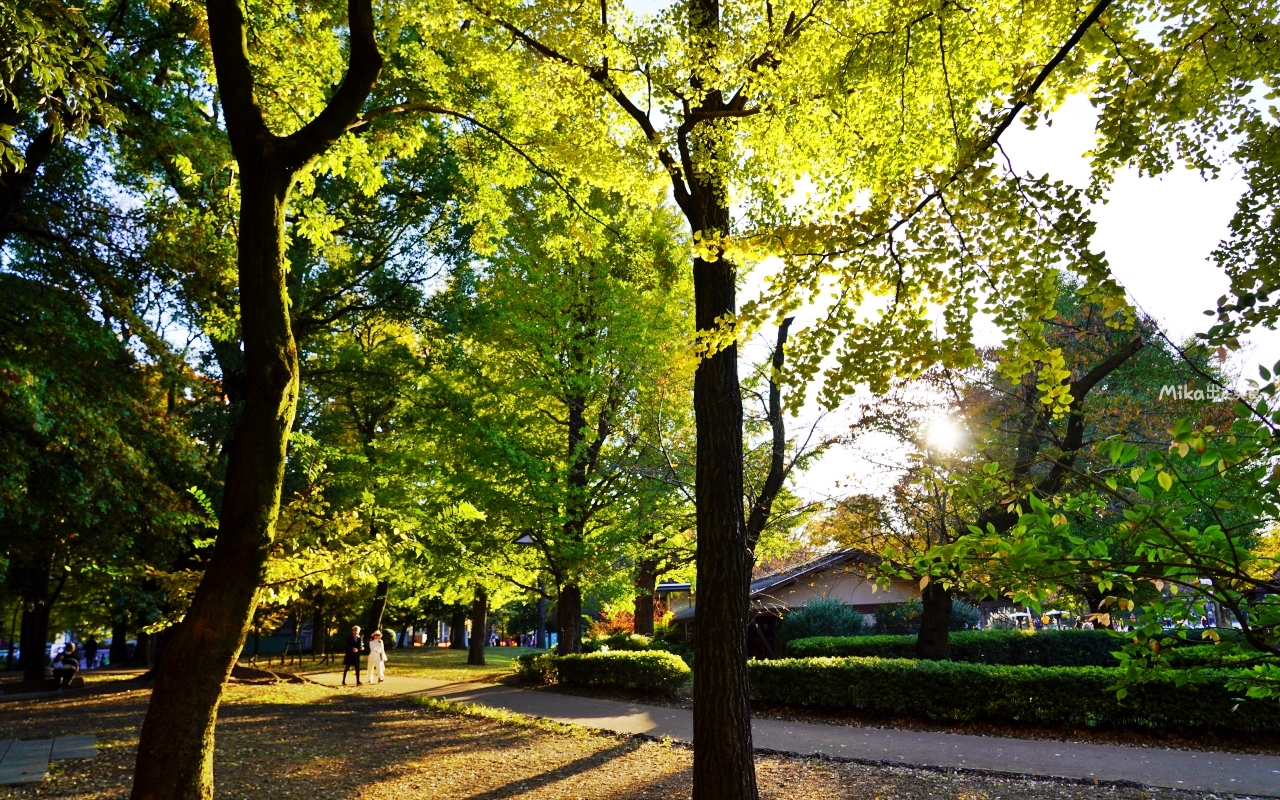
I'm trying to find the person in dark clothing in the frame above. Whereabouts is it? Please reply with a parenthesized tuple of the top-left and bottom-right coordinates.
(342, 626, 363, 686)
(52, 643, 80, 689)
(83, 637, 99, 669)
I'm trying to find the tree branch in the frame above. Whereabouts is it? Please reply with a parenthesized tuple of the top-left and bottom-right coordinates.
(746, 316, 795, 548)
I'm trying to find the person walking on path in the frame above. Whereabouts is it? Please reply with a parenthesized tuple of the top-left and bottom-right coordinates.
(366, 630, 387, 684)
(52, 643, 80, 689)
(342, 626, 363, 686)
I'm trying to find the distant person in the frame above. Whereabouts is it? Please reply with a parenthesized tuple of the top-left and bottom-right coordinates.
(84, 637, 99, 669)
(52, 643, 80, 689)
(343, 626, 363, 686)
(367, 631, 387, 684)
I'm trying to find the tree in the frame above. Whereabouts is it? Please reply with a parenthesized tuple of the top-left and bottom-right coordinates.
(455, 2, 1131, 793)
(822, 286, 1221, 656)
(129, 0, 384, 795)
(0, 275, 202, 681)
(430, 187, 694, 653)
(1, 0, 113, 244)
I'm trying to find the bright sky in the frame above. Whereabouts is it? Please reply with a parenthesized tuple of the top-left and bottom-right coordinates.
(782, 95, 1277, 503)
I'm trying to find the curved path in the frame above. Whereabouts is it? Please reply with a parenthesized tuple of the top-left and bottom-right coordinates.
(308, 672, 1280, 797)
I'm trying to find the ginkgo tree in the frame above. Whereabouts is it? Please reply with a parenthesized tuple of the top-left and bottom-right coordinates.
(427, 184, 696, 653)
(444, 0, 1132, 795)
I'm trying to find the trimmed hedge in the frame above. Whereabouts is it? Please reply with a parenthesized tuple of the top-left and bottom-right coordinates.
(516, 650, 690, 692)
(581, 632, 694, 664)
(583, 633, 654, 653)
(748, 656, 1278, 733)
(786, 629, 1120, 667)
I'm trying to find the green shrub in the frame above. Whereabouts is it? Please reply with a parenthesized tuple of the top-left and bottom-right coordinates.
(518, 650, 690, 692)
(873, 600, 923, 634)
(748, 657, 1279, 733)
(1164, 644, 1280, 668)
(777, 598, 866, 650)
(515, 652, 558, 682)
(951, 601, 981, 630)
(583, 632, 653, 653)
(872, 599, 980, 634)
(581, 630, 694, 665)
(788, 628, 1121, 667)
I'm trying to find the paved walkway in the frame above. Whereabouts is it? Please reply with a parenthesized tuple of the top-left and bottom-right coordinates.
(0, 736, 96, 784)
(309, 672, 1280, 797)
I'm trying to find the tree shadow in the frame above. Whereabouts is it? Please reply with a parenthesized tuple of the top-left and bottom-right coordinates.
(462, 740, 642, 800)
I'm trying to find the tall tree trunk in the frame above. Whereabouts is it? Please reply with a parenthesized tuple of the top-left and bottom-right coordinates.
(467, 586, 488, 667)
(536, 582, 547, 649)
(16, 547, 54, 682)
(449, 608, 468, 649)
(130, 155, 296, 800)
(312, 594, 327, 658)
(682, 7, 757, 783)
(109, 620, 129, 668)
(129, 1, 381, 795)
(557, 583, 583, 655)
(559, 382, 591, 654)
(364, 580, 390, 634)
(916, 582, 953, 660)
(634, 561, 658, 636)
(690, 243, 756, 800)
(133, 630, 153, 668)
(6, 606, 18, 670)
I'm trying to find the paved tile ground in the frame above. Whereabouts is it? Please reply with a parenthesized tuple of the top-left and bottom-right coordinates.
(310, 672, 1280, 797)
(0, 735, 97, 785)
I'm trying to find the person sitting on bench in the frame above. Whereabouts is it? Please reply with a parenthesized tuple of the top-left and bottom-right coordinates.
(52, 643, 80, 689)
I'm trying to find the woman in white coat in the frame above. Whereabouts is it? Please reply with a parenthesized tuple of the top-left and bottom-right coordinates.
(367, 630, 388, 684)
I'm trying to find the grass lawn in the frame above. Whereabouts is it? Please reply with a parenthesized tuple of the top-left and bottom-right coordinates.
(242, 644, 545, 683)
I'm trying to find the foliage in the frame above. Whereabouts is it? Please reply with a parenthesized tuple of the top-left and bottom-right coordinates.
(933, 365, 1280, 700)
(775, 598, 866, 651)
(582, 632, 653, 653)
(518, 650, 691, 693)
(873, 601, 924, 635)
(748, 657, 1279, 733)
(787, 629, 1121, 667)
(424, 187, 696, 638)
(0, 0, 115, 170)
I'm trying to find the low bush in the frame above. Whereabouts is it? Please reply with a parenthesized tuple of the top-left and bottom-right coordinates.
(748, 656, 1278, 733)
(516, 650, 690, 692)
(582, 630, 694, 665)
(583, 632, 653, 653)
(786, 628, 1119, 666)
(873, 600, 923, 634)
(1164, 643, 1280, 668)
(872, 599, 979, 634)
(776, 598, 866, 649)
